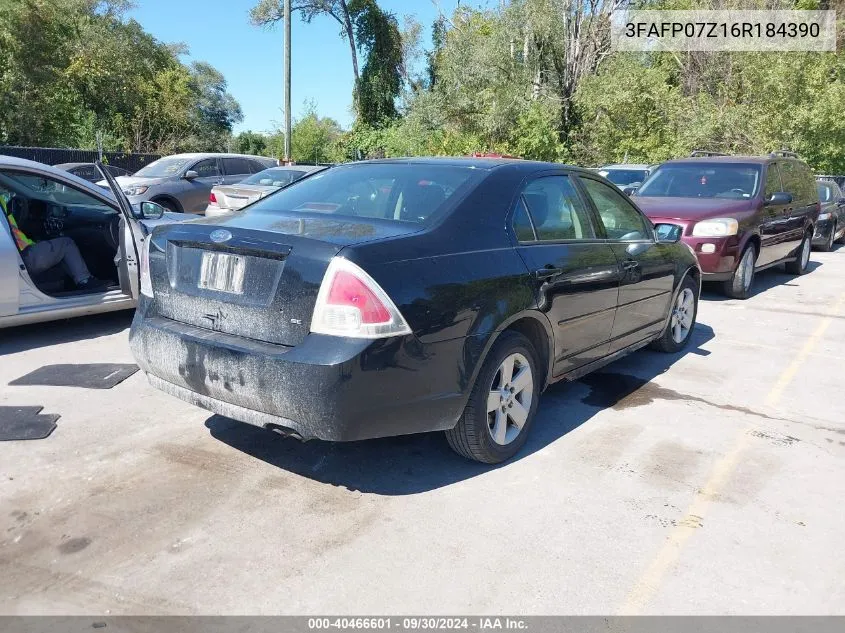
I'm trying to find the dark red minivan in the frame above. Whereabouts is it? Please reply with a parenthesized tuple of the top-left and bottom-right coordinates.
(633, 152, 819, 299)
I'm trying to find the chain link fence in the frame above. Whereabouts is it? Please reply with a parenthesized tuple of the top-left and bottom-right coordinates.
(0, 146, 161, 173)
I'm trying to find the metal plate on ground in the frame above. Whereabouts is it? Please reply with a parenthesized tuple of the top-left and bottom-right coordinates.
(0, 406, 59, 441)
(9, 364, 139, 389)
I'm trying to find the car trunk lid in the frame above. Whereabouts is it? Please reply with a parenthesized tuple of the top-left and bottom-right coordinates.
(213, 184, 273, 210)
(148, 212, 419, 346)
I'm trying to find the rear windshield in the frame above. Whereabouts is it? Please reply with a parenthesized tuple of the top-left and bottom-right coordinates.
(242, 168, 309, 187)
(246, 163, 479, 223)
(598, 169, 648, 186)
(638, 163, 762, 199)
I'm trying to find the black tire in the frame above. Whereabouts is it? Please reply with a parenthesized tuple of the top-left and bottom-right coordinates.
(446, 331, 541, 464)
(650, 274, 699, 353)
(152, 198, 180, 213)
(721, 244, 757, 300)
(785, 231, 812, 275)
(817, 221, 836, 252)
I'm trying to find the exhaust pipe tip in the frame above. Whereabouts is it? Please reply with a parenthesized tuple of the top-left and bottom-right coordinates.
(264, 422, 306, 442)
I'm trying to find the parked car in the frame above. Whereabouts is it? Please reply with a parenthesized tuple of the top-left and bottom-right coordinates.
(130, 157, 701, 464)
(101, 153, 278, 215)
(633, 151, 819, 299)
(205, 165, 326, 218)
(595, 164, 654, 191)
(0, 157, 181, 328)
(813, 179, 845, 251)
(55, 162, 132, 183)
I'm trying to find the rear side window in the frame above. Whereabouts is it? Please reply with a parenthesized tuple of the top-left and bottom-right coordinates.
(512, 198, 536, 241)
(246, 163, 479, 224)
(222, 158, 253, 176)
(192, 159, 220, 177)
(580, 177, 650, 241)
(520, 175, 595, 241)
(249, 160, 268, 173)
(71, 165, 98, 180)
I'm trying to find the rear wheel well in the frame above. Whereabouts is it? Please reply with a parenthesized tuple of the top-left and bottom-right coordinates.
(504, 317, 551, 387)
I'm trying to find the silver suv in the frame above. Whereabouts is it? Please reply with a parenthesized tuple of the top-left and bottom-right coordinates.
(105, 153, 277, 214)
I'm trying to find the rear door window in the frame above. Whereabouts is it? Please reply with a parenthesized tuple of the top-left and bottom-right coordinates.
(779, 161, 815, 203)
(248, 159, 268, 174)
(192, 159, 220, 178)
(71, 165, 98, 181)
(222, 158, 253, 177)
(765, 163, 784, 198)
(518, 175, 595, 241)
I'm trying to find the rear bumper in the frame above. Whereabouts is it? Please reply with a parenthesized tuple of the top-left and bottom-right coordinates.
(129, 305, 467, 442)
(203, 205, 237, 218)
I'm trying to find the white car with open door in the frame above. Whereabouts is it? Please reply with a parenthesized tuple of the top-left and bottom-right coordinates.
(0, 156, 182, 328)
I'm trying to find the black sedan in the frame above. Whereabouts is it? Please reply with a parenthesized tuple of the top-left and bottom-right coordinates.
(813, 179, 845, 251)
(130, 158, 701, 463)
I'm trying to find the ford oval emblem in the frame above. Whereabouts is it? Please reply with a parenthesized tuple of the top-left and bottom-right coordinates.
(210, 229, 232, 243)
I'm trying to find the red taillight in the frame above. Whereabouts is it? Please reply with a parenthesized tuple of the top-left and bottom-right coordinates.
(209, 192, 217, 204)
(327, 270, 390, 323)
(311, 258, 412, 339)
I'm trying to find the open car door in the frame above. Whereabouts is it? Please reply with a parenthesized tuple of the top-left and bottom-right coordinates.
(96, 161, 147, 299)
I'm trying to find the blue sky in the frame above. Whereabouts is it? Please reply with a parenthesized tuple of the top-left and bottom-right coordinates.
(127, 0, 493, 134)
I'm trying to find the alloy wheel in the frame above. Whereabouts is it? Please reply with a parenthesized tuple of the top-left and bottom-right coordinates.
(801, 236, 811, 268)
(486, 353, 533, 446)
(670, 288, 695, 344)
(739, 248, 755, 291)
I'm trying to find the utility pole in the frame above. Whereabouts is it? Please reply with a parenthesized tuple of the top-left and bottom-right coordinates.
(283, 0, 292, 164)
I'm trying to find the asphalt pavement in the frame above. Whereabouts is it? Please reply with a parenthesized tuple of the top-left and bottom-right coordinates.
(1, 249, 844, 615)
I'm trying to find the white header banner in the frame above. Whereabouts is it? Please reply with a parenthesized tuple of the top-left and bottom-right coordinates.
(611, 10, 837, 52)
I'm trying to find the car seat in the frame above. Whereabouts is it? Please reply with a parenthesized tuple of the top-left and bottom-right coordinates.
(400, 182, 446, 222)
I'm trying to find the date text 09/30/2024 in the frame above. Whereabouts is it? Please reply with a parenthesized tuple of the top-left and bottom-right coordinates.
(307, 618, 528, 631)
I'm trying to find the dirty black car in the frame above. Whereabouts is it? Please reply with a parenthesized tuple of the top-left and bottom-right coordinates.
(130, 158, 701, 463)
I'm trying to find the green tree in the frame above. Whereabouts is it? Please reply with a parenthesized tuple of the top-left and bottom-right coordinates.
(234, 130, 269, 156)
(0, 0, 242, 154)
(350, 0, 403, 126)
(289, 102, 344, 163)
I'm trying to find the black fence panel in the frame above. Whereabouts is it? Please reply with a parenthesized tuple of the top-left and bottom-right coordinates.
(0, 146, 161, 173)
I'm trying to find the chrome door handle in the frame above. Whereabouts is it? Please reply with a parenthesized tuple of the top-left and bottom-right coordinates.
(535, 267, 564, 280)
(622, 260, 639, 270)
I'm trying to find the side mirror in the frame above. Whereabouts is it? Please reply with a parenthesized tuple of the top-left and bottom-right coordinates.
(766, 192, 792, 205)
(622, 186, 638, 196)
(654, 222, 682, 243)
(138, 201, 165, 220)
(184, 170, 199, 180)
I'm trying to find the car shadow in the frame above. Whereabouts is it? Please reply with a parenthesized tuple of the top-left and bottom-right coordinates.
(0, 310, 133, 356)
(205, 322, 715, 496)
(701, 260, 822, 301)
